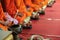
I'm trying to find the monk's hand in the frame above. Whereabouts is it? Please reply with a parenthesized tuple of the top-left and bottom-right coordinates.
(0, 21, 4, 23)
(4, 21, 12, 26)
(0, 21, 8, 26)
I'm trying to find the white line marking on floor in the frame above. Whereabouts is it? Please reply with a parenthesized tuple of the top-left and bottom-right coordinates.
(46, 18, 60, 21)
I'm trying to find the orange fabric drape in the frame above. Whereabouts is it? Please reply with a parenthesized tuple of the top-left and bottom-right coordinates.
(24, 0, 40, 11)
(2, 0, 25, 23)
(3, 0, 17, 18)
(15, 0, 32, 17)
(0, 3, 8, 31)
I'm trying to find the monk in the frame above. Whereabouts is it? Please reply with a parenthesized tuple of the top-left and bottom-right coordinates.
(1, 0, 22, 24)
(31, 0, 48, 15)
(14, 0, 31, 23)
(14, 0, 32, 29)
(1, 0, 32, 29)
(23, 0, 40, 19)
(0, 1, 10, 31)
(24, 0, 41, 11)
(32, 0, 48, 11)
(2, 0, 31, 24)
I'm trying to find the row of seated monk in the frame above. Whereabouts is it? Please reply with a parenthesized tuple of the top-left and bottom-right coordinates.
(0, 0, 55, 31)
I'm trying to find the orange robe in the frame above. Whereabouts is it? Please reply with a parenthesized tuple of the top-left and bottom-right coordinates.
(2, 0, 24, 24)
(32, 0, 48, 11)
(15, 0, 32, 17)
(32, 0, 48, 8)
(2, 0, 17, 18)
(15, 0, 33, 23)
(39, 0, 48, 7)
(32, 0, 42, 8)
(0, 3, 8, 31)
(2, 0, 32, 24)
(24, 0, 40, 11)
